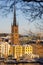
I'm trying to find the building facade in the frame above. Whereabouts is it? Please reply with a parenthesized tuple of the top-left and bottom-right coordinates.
(0, 42, 10, 58)
(13, 45, 22, 59)
(31, 41, 43, 58)
(23, 45, 33, 55)
(12, 45, 33, 59)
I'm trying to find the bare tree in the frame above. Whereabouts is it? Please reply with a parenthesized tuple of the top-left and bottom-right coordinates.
(23, 0, 43, 2)
(0, 0, 43, 19)
(0, 0, 43, 31)
(22, 0, 43, 21)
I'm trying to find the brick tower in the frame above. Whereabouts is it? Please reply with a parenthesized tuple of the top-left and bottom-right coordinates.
(11, 2, 19, 45)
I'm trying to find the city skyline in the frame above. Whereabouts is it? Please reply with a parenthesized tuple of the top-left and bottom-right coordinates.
(0, 0, 43, 64)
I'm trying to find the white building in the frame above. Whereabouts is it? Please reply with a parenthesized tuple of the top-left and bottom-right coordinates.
(0, 41, 10, 58)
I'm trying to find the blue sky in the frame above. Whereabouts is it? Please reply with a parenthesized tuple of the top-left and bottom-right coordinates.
(0, 1, 43, 35)
(0, 9, 30, 34)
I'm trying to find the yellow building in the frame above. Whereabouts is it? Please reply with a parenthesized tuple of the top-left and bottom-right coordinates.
(23, 45, 33, 55)
(12, 45, 33, 59)
(13, 45, 22, 59)
(9, 45, 13, 56)
(9, 44, 33, 59)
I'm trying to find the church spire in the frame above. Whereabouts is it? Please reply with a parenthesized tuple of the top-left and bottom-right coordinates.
(13, 1, 16, 26)
(11, 0, 19, 45)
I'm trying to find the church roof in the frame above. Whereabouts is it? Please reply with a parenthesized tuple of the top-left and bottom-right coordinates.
(13, 1, 17, 26)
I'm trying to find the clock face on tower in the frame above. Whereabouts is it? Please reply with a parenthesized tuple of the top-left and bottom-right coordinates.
(14, 34, 19, 38)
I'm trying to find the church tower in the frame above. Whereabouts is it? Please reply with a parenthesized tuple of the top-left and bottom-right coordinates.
(11, 2, 19, 45)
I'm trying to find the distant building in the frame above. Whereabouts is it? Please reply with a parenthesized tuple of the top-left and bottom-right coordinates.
(31, 43, 43, 58)
(0, 38, 2, 42)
